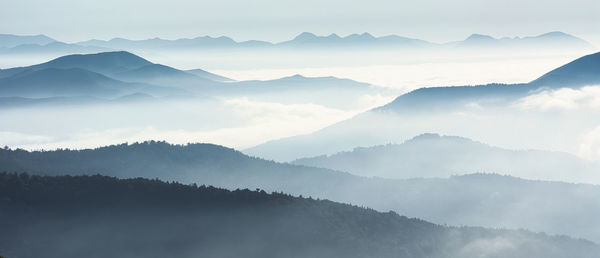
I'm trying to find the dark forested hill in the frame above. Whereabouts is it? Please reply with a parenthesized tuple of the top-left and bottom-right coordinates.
(1, 173, 598, 258)
(0, 141, 354, 190)
(2, 141, 600, 244)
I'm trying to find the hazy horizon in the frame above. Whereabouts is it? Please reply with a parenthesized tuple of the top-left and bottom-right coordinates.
(1, 0, 599, 45)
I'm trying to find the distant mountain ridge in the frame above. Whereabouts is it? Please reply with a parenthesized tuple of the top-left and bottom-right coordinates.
(0, 31, 593, 54)
(454, 31, 594, 49)
(0, 41, 110, 55)
(292, 133, 600, 183)
(0, 34, 56, 48)
(276, 32, 433, 48)
(76, 31, 593, 50)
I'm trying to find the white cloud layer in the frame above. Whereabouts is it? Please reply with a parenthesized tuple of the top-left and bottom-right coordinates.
(514, 86, 600, 111)
(1, 97, 389, 151)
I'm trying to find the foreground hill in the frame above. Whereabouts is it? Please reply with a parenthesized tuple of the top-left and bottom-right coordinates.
(1, 173, 598, 258)
(2, 141, 600, 243)
(292, 133, 600, 183)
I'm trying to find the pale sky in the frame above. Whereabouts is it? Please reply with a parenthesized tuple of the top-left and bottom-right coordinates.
(1, 0, 599, 44)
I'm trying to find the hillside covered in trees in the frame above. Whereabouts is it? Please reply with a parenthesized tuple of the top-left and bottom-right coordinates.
(1, 173, 598, 258)
(2, 141, 600, 243)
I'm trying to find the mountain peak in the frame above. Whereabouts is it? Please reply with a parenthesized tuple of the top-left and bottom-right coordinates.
(38, 51, 153, 75)
(465, 34, 496, 41)
(409, 133, 442, 141)
(537, 31, 571, 38)
(280, 74, 307, 80)
(327, 33, 341, 39)
(294, 32, 318, 40)
(346, 33, 376, 40)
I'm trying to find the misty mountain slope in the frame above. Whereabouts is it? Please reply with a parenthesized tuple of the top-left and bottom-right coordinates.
(0, 141, 359, 194)
(0, 94, 157, 109)
(0, 34, 56, 48)
(2, 174, 598, 258)
(2, 141, 600, 243)
(234, 74, 371, 91)
(245, 51, 600, 161)
(0, 51, 151, 79)
(531, 52, 600, 87)
(522, 31, 595, 48)
(227, 74, 386, 109)
(0, 68, 134, 98)
(377, 83, 532, 112)
(186, 68, 235, 82)
(0, 51, 376, 108)
(378, 51, 600, 112)
(112, 63, 211, 84)
(0, 51, 230, 86)
(292, 133, 600, 183)
(0, 66, 191, 98)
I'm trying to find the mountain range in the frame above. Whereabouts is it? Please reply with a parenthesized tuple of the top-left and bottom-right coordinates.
(453, 31, 594, 49)
(2, 141, 600, 243)
(0, 52, 199, 98)
(0, 34, 56, 48)
(0, 32, 594, 55)
(0, 51, 380, 108)
(70, 31, 600, 51)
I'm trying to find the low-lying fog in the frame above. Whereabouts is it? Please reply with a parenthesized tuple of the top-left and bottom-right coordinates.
(0, 96, 386, 150)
